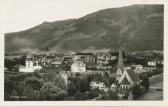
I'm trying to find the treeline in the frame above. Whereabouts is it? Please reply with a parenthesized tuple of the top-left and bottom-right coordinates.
(5, 72, 67, 101)
(5, 56, 26, 72)
(5, 71, 119, 101)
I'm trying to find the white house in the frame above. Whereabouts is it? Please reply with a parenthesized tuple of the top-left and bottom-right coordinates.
(111, 56, 117, 60)
(132, 64, 143, 69)
(71, 60, 86, 72)
(147, 61, 157, 67)
(19, 60, 42, 72)
(90, 81, 109, 92)
(52, 61, 62, 67)
(110, 83, 117, 91)
(134, 65, 146, 73)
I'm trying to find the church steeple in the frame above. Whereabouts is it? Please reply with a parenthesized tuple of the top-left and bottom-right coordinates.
(117, 46, 124, 70)
(117, 46, 124, 76)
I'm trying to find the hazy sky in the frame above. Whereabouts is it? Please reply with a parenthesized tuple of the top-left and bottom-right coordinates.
(0, 0, 144, 33)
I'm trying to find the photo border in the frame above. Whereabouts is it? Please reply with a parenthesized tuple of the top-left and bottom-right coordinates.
(0, 0, 168, 106)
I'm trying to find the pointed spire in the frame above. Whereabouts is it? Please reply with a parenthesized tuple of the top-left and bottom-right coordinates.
(117, 45, 124, 70)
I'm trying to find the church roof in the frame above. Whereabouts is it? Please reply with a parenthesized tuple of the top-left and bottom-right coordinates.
(120, 76, 130, 85)
(127, 69, 140, 83)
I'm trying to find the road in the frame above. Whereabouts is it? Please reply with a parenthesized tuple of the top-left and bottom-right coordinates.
(137, 74, 163, 100)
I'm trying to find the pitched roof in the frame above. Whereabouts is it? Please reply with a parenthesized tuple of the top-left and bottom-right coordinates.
(120, 76, 130, 85)
(127, 69, 140, 83)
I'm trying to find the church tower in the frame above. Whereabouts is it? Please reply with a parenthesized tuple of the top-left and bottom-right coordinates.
(116, 46, 124, 76)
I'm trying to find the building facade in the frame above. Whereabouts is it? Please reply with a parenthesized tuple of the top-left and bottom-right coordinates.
(71, 60, 86, 72)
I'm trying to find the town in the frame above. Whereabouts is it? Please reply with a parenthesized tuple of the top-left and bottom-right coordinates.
(4, 47, 163, 101)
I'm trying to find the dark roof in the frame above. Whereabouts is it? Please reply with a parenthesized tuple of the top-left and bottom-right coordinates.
(120, 77, 130, 85)
(127, 69, 140, 83)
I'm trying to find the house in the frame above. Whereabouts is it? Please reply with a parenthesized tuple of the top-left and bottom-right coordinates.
(63, 56, 73, 67)
(147, 61, 157, 67)
(133, 65, 146, 73)
(118, 69, 140, 91)
(64, 56, 73, 63)
(131, 64, 143, 69)
(110, 83, 117, 91)
(90, 81, 109, 92)
(90, 72, 111, 92)
(51, 61, 62, 67)
(71, 60, 86, 72)
(19, 59, 42, 72)
(144, 67, 156, 72)
(96, 53, 106, 64)
(134, 68, 146, 73)
(73, 55, 81, 61)
(111, 56, 117, 60)
(148, 60, 163, 67)
(39, 60, 46, 66)
(73, 53, 94, 63)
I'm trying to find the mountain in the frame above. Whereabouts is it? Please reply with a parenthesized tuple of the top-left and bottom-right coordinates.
(5, 5, 163, 54)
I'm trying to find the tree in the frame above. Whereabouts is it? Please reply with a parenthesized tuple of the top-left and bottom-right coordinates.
(43, 71, 57, 81)
(22, 85, 39, 101)
(16, 81, 25, 98)
(20, 55, 26, 66)
(131, 85, 141, 99)
(76, 72, 81, 76)
(79, 77, 89, 92)
(24, 76, 43, 91)
(139, 72, 148, 80)
(5, 59, 19, 71)
(4, 76, 18, 101)
(101, 90, 118, 100)
(11, 90, 19, 101)
(67, 81, 78, 96)
(88, 88, 99, 99)
(108, 77, 116, 85)
(77, 93, 89, 100)
(141, 77, 150, 91)
(40, 82, 67, 100)
(54, 75, 67, 90)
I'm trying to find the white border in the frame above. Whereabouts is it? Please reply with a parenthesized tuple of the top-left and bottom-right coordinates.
(0, 0, 168, 106)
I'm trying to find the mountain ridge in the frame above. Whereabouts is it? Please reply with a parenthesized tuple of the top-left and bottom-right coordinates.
(5, 4, 163, 54)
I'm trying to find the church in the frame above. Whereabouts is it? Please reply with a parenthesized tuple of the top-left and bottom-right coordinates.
(116, 46, 140, 91)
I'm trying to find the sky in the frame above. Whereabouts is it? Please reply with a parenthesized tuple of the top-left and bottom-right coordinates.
(0, 0, 144, 33)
